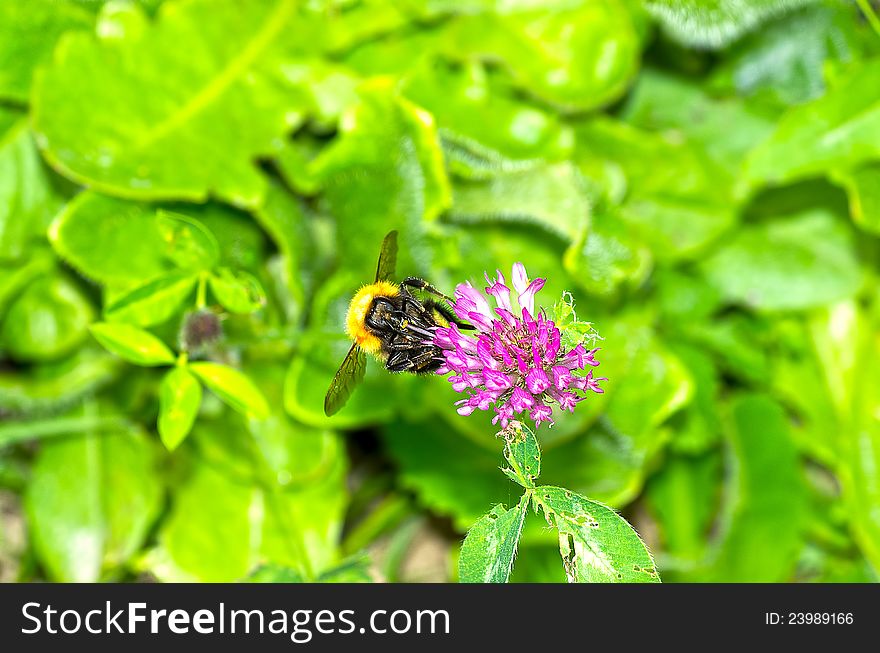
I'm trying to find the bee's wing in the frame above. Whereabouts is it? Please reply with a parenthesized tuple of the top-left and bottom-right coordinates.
(323, 343, 367, 416)
(374, 230, 399, 282)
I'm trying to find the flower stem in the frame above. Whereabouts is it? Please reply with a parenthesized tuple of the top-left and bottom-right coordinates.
(196, 271, 208, 309)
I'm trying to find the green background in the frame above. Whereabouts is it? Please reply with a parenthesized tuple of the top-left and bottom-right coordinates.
(1, 0, 879, 583)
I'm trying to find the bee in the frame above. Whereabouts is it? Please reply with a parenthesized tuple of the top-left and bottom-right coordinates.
(323, 230, 468, 416)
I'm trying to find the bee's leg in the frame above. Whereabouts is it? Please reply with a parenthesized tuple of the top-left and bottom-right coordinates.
(425, 299, 476, 331)
(400, 277, 453, 303)
(400, 277, 476, 330)
(386, 346, 441, 373)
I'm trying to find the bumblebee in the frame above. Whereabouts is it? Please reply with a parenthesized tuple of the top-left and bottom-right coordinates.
(323, 230, 467, 416)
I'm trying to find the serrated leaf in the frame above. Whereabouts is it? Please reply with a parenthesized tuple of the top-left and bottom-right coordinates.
(189, 361, 270, 419)
(709, 4, 861, 107)
(209, 268, 266, 314)
(104, 271, 198, 326)
(533, 486, 659, 583)
(158, 366, 202, 451)
(646, 0, 818, 48)
(448, 163, 589, 242)
(31, 0, 304, 207)
(563, 207, 652, 298)
(89, 322, 175, 366)
(459, 494, 528, 583)
(501, 421, 541, 488)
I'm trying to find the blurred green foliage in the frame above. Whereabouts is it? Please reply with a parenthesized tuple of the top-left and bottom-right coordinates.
(1, 0, 880, 583)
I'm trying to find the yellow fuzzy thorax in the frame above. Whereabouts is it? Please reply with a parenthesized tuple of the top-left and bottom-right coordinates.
(345, 281, 399, 355)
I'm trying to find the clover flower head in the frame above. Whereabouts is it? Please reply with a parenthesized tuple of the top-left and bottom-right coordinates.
(433, 263, 605, 428)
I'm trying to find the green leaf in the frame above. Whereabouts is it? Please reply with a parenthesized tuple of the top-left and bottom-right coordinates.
(155, 209, 220, 271)
(158, 366, 202, 451)
(149, 404, 348, 581)
(709, 4, 862, 107)
(540, 316, 692, 506)
(550, 292, 605, 354)
(49, 192, 177, 286)
(104, 271, 199, 326)
(446, 1, 641, 112)
(0, 115, 66, 262)
(273, 138, 322, 195)
(831, 164, 880, 234)
(251, 179, 310, 316)
(1, 273, 94, 363)
(666, 343, 722, 453)
(89, 322, 175, 366)
(244, 564, 306, 583)
(746, 58, 880, 186)
(312, 80, 450, 279)
(645, 0, 818, 48)
(459, 494, 529, 583)
(448, 163, 590, 242)
(533, 486, 659, 583)
(699, 209, 862, 311)
(501, 421, 541, 489)
(400, 58, 572, 177)
(809, 301, 880, 574)
(575, 118, 736, 261)
(149, 458, 256, 581)
(678, 314, 771, 385)
(0, 245, 52, 312)
(0, 413, 132, 449)
(0, 347, 119, 414)
(382, 415, 512, 530)
(209, 268, 266, 314)
(188, 202, 268, 273)
(0, 1, 92, 102)
(24, 422, 163, 581)
(622, 69, 775, 177)
(31, 0, 304, 207)
(246, 557, 373, 583)
(699, 394, 807, 582)
(246, 564, 305, 583)
(563, 207, 652, 298)
(189, 361, 270, 419)
(646, 452, 721, 565)
(315, 555, 373, 583)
